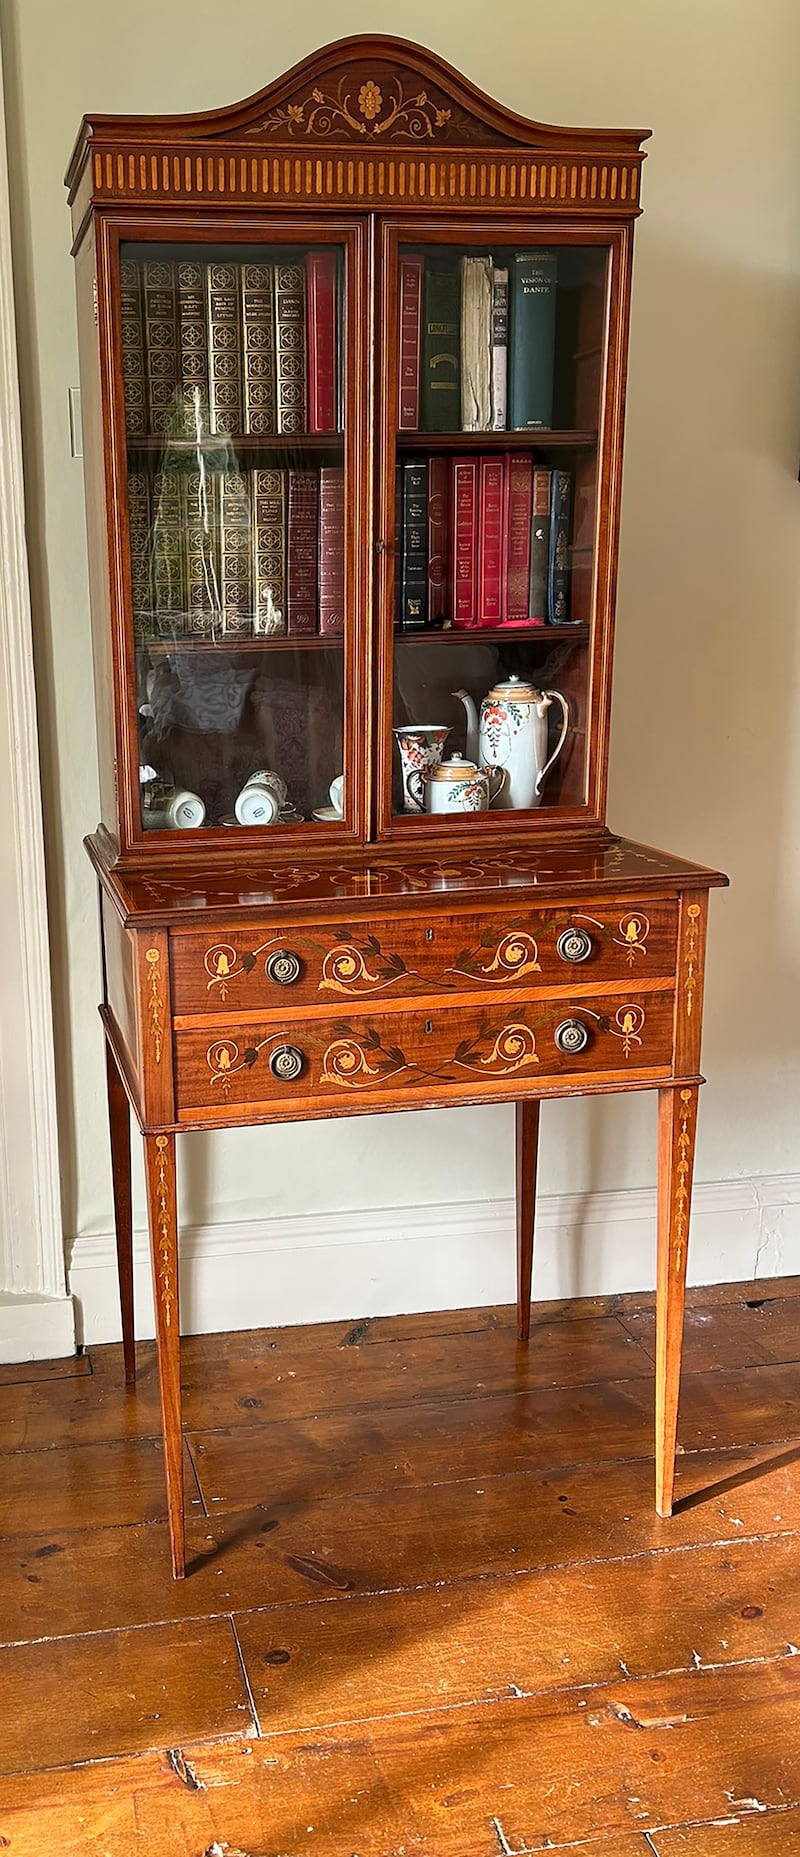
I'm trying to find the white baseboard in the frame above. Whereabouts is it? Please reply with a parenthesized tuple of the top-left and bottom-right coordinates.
(66, 1174, 800, 1347)
(0, 1293, 75, 1362)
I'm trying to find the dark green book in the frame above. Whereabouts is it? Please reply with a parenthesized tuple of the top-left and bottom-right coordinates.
(421, 260, 461, 432)
(509, 250, 557, 430)
(401, 457, 428, 629)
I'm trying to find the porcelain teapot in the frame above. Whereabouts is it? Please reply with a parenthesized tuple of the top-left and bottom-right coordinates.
(423, 754, 507, 815)
(452, 677, 570, 811)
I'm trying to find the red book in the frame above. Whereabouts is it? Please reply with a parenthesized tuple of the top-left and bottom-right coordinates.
(305, 251, 338, 434)
(477, 456, 504, 627)
(287, 470, 319, 633)
(451, 457, 478, 627)
(502, 453, 534, 621)
(398, 253, 423, 430)
(427, 454, 450, 625)
(319, 466, 345, 635)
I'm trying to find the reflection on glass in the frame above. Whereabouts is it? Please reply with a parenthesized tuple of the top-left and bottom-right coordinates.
(121, 241, 346, 833)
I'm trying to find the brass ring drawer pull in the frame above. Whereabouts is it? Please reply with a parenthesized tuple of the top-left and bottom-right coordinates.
(268, 1044, 305, 1081)
(556, 927, 593, 964)
(554, 1018, 590, 1055)
(266, 950, 301, 985)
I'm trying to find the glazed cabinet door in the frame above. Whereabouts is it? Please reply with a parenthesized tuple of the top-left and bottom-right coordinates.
(100, 216, 371, 853)
(374, 219, 632, 842)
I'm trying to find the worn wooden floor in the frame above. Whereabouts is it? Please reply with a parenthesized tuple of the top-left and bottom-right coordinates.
(1, 1282, 800, 1855)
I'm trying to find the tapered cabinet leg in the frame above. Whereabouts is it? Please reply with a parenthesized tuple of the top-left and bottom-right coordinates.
(516, 1099, 541, 1343)
(655, 1084, 699, 1518)
(143, 1131, 185, 1579)
(105, 1039, 136, 1384)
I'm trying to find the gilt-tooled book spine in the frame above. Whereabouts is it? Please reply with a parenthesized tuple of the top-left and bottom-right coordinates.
(400, 457, 428, 631)
(241, 263, 277, 436)
(150, 463, 186, 633)
(286, 470, 318, 633)
(451, 456, 478, 627)
(318, 467, 345, 635)
(207, 263, 244, 437)
(176, 261, 210, 434)
(491, 266, 509, 432)
(398, 253, 424, 430)
(252, 467, 287, 636)
(509, 250, 557, 431)
(306, 251, 338, 434)
(421, 260, 461, 433)
(182, 468, 219, 636)
(427, 454, 450, 627)
(477, 455, 504, 626)
(275, 264, 308, 435)
(143, 262, 179, 437)
(528, 467, 552, 622)
(460, 255, 493, 433)
(218, 470, 253, 634)
(547, 469, 572, 624)
(502, 452, 533, 622)
(127, 469, 151, 639)
(119, 260, 147, 439)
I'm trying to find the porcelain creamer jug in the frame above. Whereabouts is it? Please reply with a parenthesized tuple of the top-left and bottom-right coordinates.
(452, 677, 570, 811)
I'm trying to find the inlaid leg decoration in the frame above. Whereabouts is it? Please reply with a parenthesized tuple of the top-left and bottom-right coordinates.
(144, 1131, 185, 1578)
(655, 1084, 699, 1517)
(516, 1099, 541, 1343)
(105, 1038, 135, 1384)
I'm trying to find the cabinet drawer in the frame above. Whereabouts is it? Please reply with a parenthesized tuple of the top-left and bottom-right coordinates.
(171, 900, 679, 1015)
(175, 988, 676, 1119)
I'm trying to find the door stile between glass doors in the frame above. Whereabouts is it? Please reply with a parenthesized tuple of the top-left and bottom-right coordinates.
(374, 215, 632, 846)
(98, 212, 372, 860)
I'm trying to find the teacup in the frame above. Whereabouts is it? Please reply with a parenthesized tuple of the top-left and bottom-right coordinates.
(393, 725, 450, 814)
(234, 769, 288, 827)
(329, 774, 344, 816)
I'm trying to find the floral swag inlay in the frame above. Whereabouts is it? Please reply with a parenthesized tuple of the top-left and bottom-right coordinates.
(261, 77, 453, 140)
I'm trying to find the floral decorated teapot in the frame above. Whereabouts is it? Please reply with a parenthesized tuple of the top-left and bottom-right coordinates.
(452, 677, 570, 811)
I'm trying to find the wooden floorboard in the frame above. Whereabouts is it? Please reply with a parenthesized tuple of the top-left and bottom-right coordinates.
(0, 1280, 798, 1853)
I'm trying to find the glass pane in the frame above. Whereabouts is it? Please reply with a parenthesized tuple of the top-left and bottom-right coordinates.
(391, 238, 608, 820)
(120, 240, 348, 833)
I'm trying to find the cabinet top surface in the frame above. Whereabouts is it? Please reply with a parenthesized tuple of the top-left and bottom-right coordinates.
(90, 835, 727, 926)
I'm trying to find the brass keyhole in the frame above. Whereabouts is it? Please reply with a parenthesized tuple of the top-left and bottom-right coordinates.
(425, 928, 434, 942)
(425, 1020, 433, 1034)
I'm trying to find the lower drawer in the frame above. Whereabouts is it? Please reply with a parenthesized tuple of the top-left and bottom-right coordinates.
(174, 989, 676, 1119)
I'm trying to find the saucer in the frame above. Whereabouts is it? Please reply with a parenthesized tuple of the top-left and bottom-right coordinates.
(312, 805, 344, 823)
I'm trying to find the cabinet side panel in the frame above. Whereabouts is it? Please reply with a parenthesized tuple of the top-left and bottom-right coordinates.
(101, 890, 139, 1074)
(75, 226, 118, 842)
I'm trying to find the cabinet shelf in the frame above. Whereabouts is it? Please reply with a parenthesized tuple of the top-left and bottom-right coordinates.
(141, 634, 344, 654)
(394, 624, 589, 647)
(395, 430, 597, 452)
(127, 434, 343, 456)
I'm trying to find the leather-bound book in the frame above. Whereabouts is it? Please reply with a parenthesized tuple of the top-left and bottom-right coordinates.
(398, 253, 423, 430)
(143, 261, 179, 436)
(502, 452, 533, 622)
(241, 263, 277, 436)
(150, 462, 185, 632)
(427, 454, 450, 627)
(119, 260, 147, 439)
(275, 264, 308, 434)
(252, 467, 286, 635)
(508, 249, 557, 430)
(421, 259, 461, 432)
(318, 466, 345, 634)
(218, 469, 253, 634)
(548, 469, 572, 623)
(477, 455, 504, 626)
(286, 470, 318, 632)
(528, 466, 552, 621)
(400, 457, 428, 630)
(451, 456, 478, 627)
(176, 260, 210, 433)
(306, 251, 338, 433)
(491, 265, 509, 431)
(127, 468, 151, 638)
(207, 263, 244, 436)
(183, 468, 219, 636)
(460, 255, 493, 432)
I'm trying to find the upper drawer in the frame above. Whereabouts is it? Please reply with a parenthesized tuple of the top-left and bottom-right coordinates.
(170, 899, 678, 1015)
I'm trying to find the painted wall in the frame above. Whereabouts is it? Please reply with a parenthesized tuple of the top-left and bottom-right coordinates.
(1, 0, 799, 1305)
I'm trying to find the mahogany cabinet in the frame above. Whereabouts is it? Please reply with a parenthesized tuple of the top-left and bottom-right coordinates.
(66, 35, 726, 1576)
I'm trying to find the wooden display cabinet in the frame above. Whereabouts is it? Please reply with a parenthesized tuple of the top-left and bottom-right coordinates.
(66, 35, 727, 1577)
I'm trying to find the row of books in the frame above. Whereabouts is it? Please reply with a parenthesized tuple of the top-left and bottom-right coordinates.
(130, 465, 344, 638)
(398, 455, 573, 631)
(121, 253, 340, 440)
(398, 249, 557, 435)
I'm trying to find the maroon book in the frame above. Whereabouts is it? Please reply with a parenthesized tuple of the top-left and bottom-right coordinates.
(427, 454, 450, 625)
(477, 456, 504, 627)
(287, 470, 319, 633)
(305, 251, 338, 434)
(398, 253, 423, 430)
(502, 452, 533, 621)
(319, 466, 345, 635)
(452, 456, 478, 628)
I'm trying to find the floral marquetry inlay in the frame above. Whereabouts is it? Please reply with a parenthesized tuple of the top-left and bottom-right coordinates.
(256, 73, 466, 143)
(154, 1135, 175, 1329)
(144, 947, 164, 1064)
(449, 929, 541, 984)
